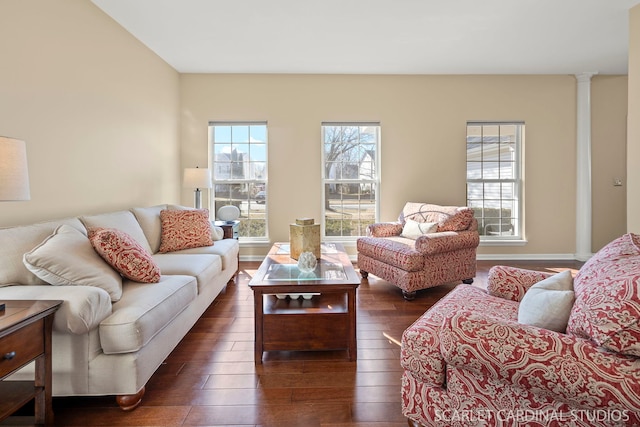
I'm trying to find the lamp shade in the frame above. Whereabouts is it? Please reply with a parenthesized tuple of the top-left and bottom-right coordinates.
(0, 137, 30, 201)
(183, 167, 212, 189)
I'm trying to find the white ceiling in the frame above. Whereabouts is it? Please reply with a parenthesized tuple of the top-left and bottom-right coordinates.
(91, 0, 640, 75)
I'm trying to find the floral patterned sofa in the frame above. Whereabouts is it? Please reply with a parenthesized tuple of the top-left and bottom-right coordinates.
(401, 233, 640, 427)
(357, 202, 480, 300)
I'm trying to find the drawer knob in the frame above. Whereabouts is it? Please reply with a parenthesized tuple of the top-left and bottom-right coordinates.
(3, 351, 16, 360)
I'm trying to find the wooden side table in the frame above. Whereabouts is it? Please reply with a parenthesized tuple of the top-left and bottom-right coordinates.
(0, 300, 62, 425)
(214, 220, 241, 280)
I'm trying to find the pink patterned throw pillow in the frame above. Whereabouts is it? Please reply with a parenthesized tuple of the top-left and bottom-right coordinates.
(158, 209, 213, 253)
(399, 203, 474, 232)
(88, 227, 161, 283)
(568, 233, 640, 356)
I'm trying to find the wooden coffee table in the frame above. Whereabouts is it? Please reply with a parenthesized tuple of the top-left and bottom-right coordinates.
(249, 242, 361, 364)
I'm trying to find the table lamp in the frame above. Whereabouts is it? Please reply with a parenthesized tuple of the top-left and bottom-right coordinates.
(183, 167, 211, 209)
(0, 136, 31, 311)
(0, 136, 30, 201)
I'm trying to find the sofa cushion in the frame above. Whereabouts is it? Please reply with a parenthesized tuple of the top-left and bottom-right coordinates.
(88, 227, 161, 284)
(568, 233, 640, 356)
(23, 224, 123, 301)
(158, 209, 213, 253)
(80, 210, 153, 254)
(399, 203, 474, 232)
(99, 275, 197, 354)
(152, 253, 222, 293)
(356, 236, 424, 271)
(0, 217, 86, 287)
(0, 283, 112, 334)
(166, 238, 238, 272)
(518, 269, 575, 332)
(131, 204, 168, 254)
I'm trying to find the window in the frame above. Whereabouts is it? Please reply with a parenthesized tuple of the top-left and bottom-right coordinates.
(466, 122, 524, 242)
(322, 122, 380, 239)
(209, 122, 267, 240)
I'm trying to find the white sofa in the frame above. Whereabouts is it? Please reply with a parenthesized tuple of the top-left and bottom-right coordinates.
(0, 204, 239, 410)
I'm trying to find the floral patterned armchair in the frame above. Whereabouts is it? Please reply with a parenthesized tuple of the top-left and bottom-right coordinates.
(401, 233, 640, 427)
(356, 202, 480, 300)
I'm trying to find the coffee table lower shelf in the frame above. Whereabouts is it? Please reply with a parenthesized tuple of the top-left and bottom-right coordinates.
(262, 294, 350, 353)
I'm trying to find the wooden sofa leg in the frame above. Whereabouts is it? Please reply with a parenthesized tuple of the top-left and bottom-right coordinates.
(116, 386, 145, 411)
(402, 290, 416, 301)
(462, 278, 474, 284)
(360, 270, 369, 278)
(407, 418, 425, 427)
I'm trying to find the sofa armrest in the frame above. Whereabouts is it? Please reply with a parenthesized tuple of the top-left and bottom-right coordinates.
(440, 310, 640, 412)
(414, 229, 479, 255)
(0, 284, 112, 334)
(366, 222, 403, 237)
(486, 265, 554, 302)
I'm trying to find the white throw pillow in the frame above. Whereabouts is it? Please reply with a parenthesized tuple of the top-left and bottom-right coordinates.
(518, 269, 575, 332)
(211, 225, 224, 241)
(401, 219, 438, 239)
(23, 224, 123, 301)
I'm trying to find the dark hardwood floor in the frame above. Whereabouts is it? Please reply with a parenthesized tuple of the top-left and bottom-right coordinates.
(5, 259, 582, 426)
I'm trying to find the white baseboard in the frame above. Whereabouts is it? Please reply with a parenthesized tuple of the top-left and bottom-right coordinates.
(476, 253, 579, 261)
(242, 253, 582, 262)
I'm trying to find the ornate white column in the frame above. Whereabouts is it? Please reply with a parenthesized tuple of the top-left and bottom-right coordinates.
(575, 72, 597, 261)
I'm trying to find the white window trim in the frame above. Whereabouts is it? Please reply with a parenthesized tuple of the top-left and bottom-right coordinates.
(466, 121, 524, 243)
(321, 122, 381, 241)
(209, 121, 269, 243)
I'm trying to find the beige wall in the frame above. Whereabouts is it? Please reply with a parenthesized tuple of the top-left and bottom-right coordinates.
(0, 0, 180, 227)
(629, 5, 640, 233)
(0, 1, 628, 260)
(592, 76, 628, 250)
(181, 73, 627, 257)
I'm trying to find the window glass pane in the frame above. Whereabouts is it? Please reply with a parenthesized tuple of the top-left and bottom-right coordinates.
(250, 143, 267, 162)
(231, 126, 249, 143)
(467, 125, 482, 138)
(359, 126, 377, 142)
(359, 160, 375, 180)
(250, 162, 266, 180)
(482, 143, 500, 162)
(484, 182, 500, 200)
(500, 143, 515, 161)
(482, 162, 500, 179)
(501, 182, 515, 199)
(467, 183, 483, 201)
(482, 126, 499, 141)
(250, 125, 266, 142)
(230, 162, 244, 179)
(499, 125, 518, 141)
(467, 162, 482, 179)
(214, 183, 233, 200)
(500, 161, 515, 179)
(214, 126, 231, 142)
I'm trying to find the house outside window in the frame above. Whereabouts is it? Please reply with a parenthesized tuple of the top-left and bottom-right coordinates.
(209, 122, 267, 240)
(322, 122, 380, 239)
(466, 122, 524, 242)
